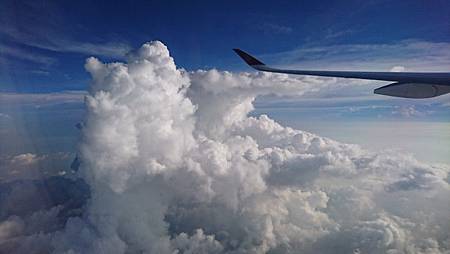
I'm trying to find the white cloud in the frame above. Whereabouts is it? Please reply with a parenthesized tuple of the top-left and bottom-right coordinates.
(1, 41, 449, 254)
(390, 66, 406, 72)
(0, 153, 44, 181)
(10, 153, 41, 166)
(0, 217, 24, 242)
(0, 152, 73, 182)
(391, 105, 424, 118)
(0, 113, 10, 119)
(171, 229, 224, 254)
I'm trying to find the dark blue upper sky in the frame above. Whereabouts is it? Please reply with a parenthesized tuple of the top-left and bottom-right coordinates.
(1, 0, 450, 92)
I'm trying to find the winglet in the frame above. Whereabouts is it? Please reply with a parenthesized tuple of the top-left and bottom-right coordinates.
(233, 49, 265, 67)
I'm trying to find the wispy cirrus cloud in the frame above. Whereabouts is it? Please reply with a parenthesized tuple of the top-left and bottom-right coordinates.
(262, 40, 450, 72)
(255, 22, 293, 35)
(0, 44, 56, 65)
(0, 91, 85, 107)
(22, 38, 131, 59)
(0, 0, 131, 59)
(1, 26, 131, 59)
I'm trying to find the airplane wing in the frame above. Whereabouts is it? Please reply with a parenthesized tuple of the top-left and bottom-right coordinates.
(233, 49, 450, 98)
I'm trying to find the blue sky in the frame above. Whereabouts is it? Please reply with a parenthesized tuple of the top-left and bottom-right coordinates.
(1, 0, 450, 92)
(1, 0, 450, 163)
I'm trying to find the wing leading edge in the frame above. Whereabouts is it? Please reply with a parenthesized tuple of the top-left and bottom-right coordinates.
(233, 49, 450, 98)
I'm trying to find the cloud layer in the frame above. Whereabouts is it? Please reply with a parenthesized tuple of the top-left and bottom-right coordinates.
(1, 41, 449, 254)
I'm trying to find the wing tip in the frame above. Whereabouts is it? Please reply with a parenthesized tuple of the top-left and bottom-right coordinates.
(233, 49, 265, 67)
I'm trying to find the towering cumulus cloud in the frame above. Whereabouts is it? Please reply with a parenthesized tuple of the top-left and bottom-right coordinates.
(1, 41, 449, 253)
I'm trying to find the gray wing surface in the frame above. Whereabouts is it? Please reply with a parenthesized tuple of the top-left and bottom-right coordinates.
(233, 49, 450, 98)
